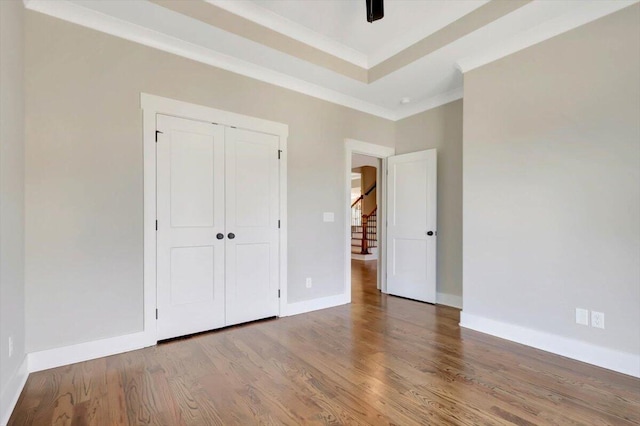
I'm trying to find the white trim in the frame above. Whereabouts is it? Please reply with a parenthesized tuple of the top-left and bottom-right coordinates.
(141, 93, 289, 343)
(394, 87, 464, 121)
(206, 0, 368, 68)
(455, 0, 639, 74)
(278, 138, 289, 318)
(142, 101, 158, 345)
(27, 332, 153, 373)
(209, 0, 488, 69)
(0, 357, 28, 426)
(282, 293, 350, 317)
(437, 292, 463, 309)
(345, 139, 395, 299)
(351, 252, 377, 261)
(141, 94, 289, 137)
(345, 139, 396, 159)
(460, 312, 640, 378)
(366, 3, 492, 67)
(375, 161, 382, 291)
(24, 0, 396, 121)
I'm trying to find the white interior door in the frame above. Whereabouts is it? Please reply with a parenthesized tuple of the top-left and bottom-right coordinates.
(225, 127, 280, 326)
(386, 149, 437, 303)
(156, 114, 226, 340)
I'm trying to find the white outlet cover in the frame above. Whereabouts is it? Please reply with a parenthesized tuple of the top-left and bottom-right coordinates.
(575, 308, 589, 326)
(323, 212, 335, 222)
(305, 277, 312, 288)
(591, 311, 605, 329)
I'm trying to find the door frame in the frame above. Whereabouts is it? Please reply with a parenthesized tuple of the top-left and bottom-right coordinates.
(344, 139, 395, 297)
(141, 93, 289, 344)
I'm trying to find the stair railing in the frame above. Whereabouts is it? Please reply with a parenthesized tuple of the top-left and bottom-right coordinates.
(351, 182, 378, 255)
(364, 207, 377, 250)
(351, 196, 363, 228)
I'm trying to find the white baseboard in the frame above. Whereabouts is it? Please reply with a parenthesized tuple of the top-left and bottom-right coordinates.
(351, 252, 377, 261)
(460, 312, 640, 378)
(283, 293, 350, 317)
(28, 331, 155, 373)
(0, 356, 28, 426)
(436, 292, 462, 309)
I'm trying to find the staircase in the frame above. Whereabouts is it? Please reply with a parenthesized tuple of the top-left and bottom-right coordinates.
(351, 184, 377, 261)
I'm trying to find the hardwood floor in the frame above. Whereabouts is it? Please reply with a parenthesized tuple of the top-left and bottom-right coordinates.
(9, 260, 640, 425)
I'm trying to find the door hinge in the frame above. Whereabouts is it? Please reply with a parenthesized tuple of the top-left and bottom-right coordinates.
(155, 309, 158, 319)
(278, 220, 281, 229)
(278, 289, 281, 298)
(155, 220, 158, 231)
(278, 150, 282, 159)
(155, 130, 163, 142)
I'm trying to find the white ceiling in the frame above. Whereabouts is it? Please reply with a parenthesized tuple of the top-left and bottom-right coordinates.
(27, 0, 638, 120)
(244, 0, 487, 66)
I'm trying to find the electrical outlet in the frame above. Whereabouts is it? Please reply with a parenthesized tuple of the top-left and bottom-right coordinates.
(305, 277, 312, 289)
(591, 311, 605, 329)
(575, 308, 589, 326)
(8, 336, 13, 358)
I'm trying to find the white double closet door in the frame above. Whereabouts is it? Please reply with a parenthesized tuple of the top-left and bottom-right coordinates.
(156, 114, 280, 340)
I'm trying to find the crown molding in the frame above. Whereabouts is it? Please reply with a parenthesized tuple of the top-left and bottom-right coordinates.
(455, 0, 639, 74)
(206, 0, 369, 69)
(394, 86, 464, 121)
(24, 0, 397, 121)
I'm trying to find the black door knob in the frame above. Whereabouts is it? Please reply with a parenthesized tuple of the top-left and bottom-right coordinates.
(228, 233, 235, 239)
(426, 231, 434, 236)
(216, 233, 224, 240)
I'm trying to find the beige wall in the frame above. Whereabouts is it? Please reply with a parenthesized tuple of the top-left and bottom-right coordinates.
(463, 5, 640, 354)
(359, 166, 377, 215)
(24, 11, 394, 352)
(395, 100, 463, 301)
(351, 175, 361, 190)
(0, 0, 26, 414)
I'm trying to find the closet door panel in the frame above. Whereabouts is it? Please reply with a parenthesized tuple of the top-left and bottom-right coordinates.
(156, 114, 226, 340)
(225, 128, 280, 326)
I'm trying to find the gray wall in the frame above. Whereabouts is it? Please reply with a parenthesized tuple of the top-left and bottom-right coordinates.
(24, 11, 395, 352)
(0, 0, 26, 413)
(395, 100, 463, 301)
(463, 5, 640, 355)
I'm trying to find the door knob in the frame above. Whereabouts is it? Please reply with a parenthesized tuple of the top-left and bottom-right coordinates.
(216, 233, 224, 240)
(228, 233, 235, 239)
(426, 231, 434, 236)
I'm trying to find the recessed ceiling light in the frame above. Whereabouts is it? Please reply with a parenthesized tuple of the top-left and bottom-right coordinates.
(400, 97, 411, 105)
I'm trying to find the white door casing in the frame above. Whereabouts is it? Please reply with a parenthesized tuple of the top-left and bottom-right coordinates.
(386, 149, 437, 303)
(142, 93, 288, 344)
(224, 127, 280, 326)
(156, 114, 226, 340)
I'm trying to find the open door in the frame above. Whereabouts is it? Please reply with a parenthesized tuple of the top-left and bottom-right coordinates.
(386, 149, 437, 303)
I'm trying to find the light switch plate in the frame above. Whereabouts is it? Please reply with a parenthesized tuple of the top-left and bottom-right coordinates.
(323, 212, 334, 222)
(575, 308, 589, 326)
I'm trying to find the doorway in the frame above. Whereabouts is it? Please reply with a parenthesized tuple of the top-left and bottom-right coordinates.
(142, 94, 288, 344)
(344, 139, 394, 299)
(350, 154, 380, 297)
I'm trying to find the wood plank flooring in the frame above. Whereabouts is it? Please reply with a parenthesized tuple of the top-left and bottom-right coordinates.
(9, 260, 640, 425)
